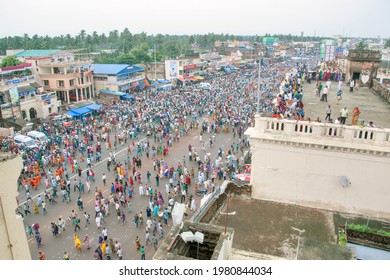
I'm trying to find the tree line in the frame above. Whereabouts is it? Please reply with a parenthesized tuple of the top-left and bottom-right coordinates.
(0, 29, 325, 65)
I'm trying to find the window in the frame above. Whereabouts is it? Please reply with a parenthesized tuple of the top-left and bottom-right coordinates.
(70, 79, 75, 86)
(43, 80, 49, 86)
(94, 76, 107, 81)
(48, 107, 52, 114)
(58, 80, 64, 87)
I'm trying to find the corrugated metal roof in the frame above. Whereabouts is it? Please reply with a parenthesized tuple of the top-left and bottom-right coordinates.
(18, 85, 35, 93)
(99, 89, 126, 96)
(92, 64, 144, 75)
(15, 50, 60, 57)
(29, 82, 42, 89)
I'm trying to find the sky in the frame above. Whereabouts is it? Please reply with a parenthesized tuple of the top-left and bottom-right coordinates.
(0, 0, 389, 38)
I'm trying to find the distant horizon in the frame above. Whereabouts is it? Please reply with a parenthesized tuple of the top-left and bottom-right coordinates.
(0, 0, 389, 38)
(0, 30, 387, 40)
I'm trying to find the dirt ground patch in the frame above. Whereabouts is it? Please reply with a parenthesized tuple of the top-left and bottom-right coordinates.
(214, 198, 337, 259)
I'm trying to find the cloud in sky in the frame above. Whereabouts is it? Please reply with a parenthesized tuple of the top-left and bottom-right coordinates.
(0, 0, 388, 38)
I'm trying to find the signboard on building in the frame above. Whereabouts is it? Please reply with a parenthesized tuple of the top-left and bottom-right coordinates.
(183, 64, 197, 70)
(5, 77, 28, 85)
(320, 39, 336, 61)
(336, 47, 345, 57)
(9, 86, 19, 104)
(262, 37, 279, 46)
(169, 61, 178, 78)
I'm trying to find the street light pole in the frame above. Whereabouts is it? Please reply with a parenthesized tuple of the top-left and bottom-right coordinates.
(154, 43, 157, 96)
(154, 44, 157, 81)
(256, 53, 261, 114)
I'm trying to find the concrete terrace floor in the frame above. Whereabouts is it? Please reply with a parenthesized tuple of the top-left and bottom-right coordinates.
(301, 81, 390, 129)
(214, 198, 355, 260)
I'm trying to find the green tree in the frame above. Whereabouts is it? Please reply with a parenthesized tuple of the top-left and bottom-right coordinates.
(1, 55, 22, 67)
(385, 38, 390, 48)
(120, 28, 133, 53)
(356, 41, 367, 50)
(128, 43, 152, 63)
(115, 53, 136, 64)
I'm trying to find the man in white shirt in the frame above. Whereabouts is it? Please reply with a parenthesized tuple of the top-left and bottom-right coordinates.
(102, 173, 106, 186)
(322, 86, 328, 102)
(349, 79, 355, 92)
(340, 107, 348, 124)
(326, 80, 331, 89)
(102, 227, 108, 241)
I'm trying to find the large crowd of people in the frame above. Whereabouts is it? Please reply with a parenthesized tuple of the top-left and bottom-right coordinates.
(1, 55, 321, 260)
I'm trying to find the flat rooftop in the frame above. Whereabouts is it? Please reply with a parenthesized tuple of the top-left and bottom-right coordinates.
(213, 197, 355, 260)
(301, 81, 390, 129)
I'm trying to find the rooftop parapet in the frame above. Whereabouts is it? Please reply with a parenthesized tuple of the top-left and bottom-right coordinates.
(245, 116, 390, 155)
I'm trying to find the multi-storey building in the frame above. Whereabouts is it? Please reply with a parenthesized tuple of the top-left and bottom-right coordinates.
(0, 63, 60, 120)
(92, 64, 144, 93)
(15, 50, 95, 104)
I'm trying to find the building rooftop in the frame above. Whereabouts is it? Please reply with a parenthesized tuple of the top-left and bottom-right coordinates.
(14, 50, 60, 58)
(301, 80, 390, 129)
(213, 197, 355, 260)
(92, 64, 144, 75)
(184, 181, 362, 260)
(0, 63, 32, 74)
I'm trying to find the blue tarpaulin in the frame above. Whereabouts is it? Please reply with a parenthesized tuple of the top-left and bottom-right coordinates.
(136, 81, 146, 89)
(67, 107, 92, 117)
(65, 110, 78, 118)
(86, 103, 102, 111)
(99, 89, 126, 96)
(121, 94, 135, 101)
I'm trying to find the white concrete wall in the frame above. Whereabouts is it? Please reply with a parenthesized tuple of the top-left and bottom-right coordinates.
(0, 156, 31, 259)
(250, 140, 390, 219)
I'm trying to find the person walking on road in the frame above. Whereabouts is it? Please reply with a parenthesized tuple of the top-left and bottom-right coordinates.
(74, 216, 81, 232)
(38, 251, 46, 260)
(152, 233, 158, 251)
(140, 245, 145, 260)
(102, 173, 106, 186)
(340, 107, 349, 124)
(325, 105, 332, 121)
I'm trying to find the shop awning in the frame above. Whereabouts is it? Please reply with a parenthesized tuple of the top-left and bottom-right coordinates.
(65, 111, 78, 118)
(177, 77, 185, 83)
(86, 103, 102, 111)
(99, 89, 126, 96)
(136, 81, 146, 89)
(121, 94, 135, 101)
(188, 77, 197, 81)
(69, 106, 92, 116)
(194, 76, 204, 80)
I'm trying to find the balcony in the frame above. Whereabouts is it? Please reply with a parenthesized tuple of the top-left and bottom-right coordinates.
(112, 75, 144, 86)
(39, 72, 81, 79)
(39, 59, 93, 67)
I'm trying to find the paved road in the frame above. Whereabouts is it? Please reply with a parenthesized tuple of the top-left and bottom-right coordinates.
(22, 125, 243, 260)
